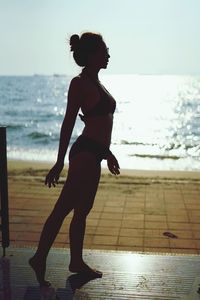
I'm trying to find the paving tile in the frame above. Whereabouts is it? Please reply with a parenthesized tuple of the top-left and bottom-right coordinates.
(191, 223, 200, 230)
(100, 212, 123, 220)
(144, 229, 167, 238)
(183, 191, 200, 196)
(93, 235, 118, 245)
(10, 223, 42, 232)
(145, 198, 164, 205)
(88, 211, 101, 219)
(90, 245, 118, 250)
(169, 239, 196, 249)
(168, 222, 191, 230)
(145, 203, 166, 209)
(145, 221, 168, 229)
(194, 240, 200, 249)
(165, 209, 188, 216)
(16, 232, 40, 242)
(86, 219, 99, 226)
(117, 246, 143, 252)
(92, 205, 104, 212)
(10, 241, 37, 247)
(121, 220, 144, 229)
(85, 226, 96, 234)
(118, 237, 143, 247)
(144, 238, 170, 248)
(55, 234, 68, 243)
(119, 228, 144, 237)
(185, 204, 200, 209)
(84, 234, 94, 246)
(165, 203, 185, 209)
(145, 215, 167, 222)
(98, 219, 121, 227)
(96, 227, 120, 235)
(184, 198, 200, 204)
(105, 200, 125, 207)
(103, 206, 124, 213)
(144, 208, 166, 215)
(167, 215, 189, 222)
(188, 210, 200, 216)
(125, 201, 145, 208)
(123, 207, 144, 213)
(192, 231, 200, 239)
(9, 231, 19, 240)
(123, 213, 144, 221)
(61, 218, 72, 227)
(133, 192, 145, 197)
(189, 216, 200, 222)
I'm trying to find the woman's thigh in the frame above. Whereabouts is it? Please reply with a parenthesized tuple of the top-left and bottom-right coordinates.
(68, 151, 101, 210)
(55, 151, 101, 214)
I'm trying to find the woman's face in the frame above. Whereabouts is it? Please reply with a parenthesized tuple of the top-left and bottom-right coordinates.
(88, 42, 110, 69)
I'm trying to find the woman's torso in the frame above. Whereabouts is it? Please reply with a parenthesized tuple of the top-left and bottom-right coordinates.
(78, 72, 116, 148)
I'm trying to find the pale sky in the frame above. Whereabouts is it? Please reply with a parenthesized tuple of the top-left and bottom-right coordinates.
(1, 0, 200, 75)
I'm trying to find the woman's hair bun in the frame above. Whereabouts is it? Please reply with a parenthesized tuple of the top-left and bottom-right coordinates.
(70, 34, 80, 52)
(69, 32, 104, 67)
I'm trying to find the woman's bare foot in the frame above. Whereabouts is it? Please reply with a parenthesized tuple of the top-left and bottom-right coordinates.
(29, 256, 51, 286)
(69, 261, 102, 278)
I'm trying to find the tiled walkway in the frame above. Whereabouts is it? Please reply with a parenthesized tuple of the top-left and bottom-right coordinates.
(8, 172, 200, 254)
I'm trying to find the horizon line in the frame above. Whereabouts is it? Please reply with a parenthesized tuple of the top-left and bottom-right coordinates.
(0, 72, 200, 77)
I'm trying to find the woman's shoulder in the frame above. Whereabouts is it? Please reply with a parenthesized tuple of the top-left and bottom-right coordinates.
(70, 74, 91, 94)
(70, 75, 82, 85)
(70, 74, 89, 87)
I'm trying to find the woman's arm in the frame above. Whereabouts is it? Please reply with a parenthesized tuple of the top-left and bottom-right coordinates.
(45, 77, 82, 187)
(107, 153, 120, 175)
(56, 77, 82, 163)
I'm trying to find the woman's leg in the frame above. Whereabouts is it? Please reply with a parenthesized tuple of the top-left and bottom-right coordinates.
(29, 151, 101, 284)
(32, 185, 73, 260)
(68, 152, 101, 270)
(29, 178, 74, 285)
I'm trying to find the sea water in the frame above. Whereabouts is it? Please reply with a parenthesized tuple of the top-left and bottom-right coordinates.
(0, 74, 199, 170)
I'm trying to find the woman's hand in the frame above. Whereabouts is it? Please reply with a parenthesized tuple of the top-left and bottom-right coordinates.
(45, 161, 64, 188)
(107, 154, 120, 175)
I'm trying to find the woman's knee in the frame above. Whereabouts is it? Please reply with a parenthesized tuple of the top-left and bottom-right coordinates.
(50, 204, 68, 221)
(52, 192, 73, 219)
(73, 205, 93, 220)
(54, 195, 74, 217)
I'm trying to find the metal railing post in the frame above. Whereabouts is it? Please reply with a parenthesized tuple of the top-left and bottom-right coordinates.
(0, 127, 10, 256)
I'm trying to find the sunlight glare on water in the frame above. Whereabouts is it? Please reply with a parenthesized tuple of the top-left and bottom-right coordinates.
(101, 74, 200, 170)
(102, 75, 181, 144)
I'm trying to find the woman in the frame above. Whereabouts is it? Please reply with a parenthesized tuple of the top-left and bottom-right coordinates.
(29, 32, 120, 286)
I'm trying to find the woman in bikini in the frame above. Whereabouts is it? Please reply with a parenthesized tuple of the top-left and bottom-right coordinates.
(29, 32, 120, 286)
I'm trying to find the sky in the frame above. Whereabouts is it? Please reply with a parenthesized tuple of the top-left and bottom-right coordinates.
(0, 0, 200, 75)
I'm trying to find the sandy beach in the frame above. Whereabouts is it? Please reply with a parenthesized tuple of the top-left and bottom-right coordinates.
(7, 159, 200, 254)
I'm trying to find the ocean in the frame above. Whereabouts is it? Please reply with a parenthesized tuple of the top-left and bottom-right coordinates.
(0, 74, 200, 171)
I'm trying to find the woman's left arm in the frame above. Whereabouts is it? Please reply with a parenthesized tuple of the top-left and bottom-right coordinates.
(107, 153, 120, 175)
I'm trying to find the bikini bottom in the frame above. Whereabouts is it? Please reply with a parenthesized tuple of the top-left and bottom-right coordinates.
(69, 135, 111, 164)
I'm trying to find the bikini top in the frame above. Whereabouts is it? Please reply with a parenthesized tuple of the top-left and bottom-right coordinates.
(79, 72, 116, 122)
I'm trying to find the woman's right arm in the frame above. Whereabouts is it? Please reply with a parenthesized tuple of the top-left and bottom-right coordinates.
(56, 77, 83, 163)
(45, 77, 83, 187)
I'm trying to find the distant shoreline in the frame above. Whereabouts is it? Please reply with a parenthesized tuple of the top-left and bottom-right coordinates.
(7, 159, 200, 180)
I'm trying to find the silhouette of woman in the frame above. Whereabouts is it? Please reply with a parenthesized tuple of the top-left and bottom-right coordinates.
(29, 32, 120, 286)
